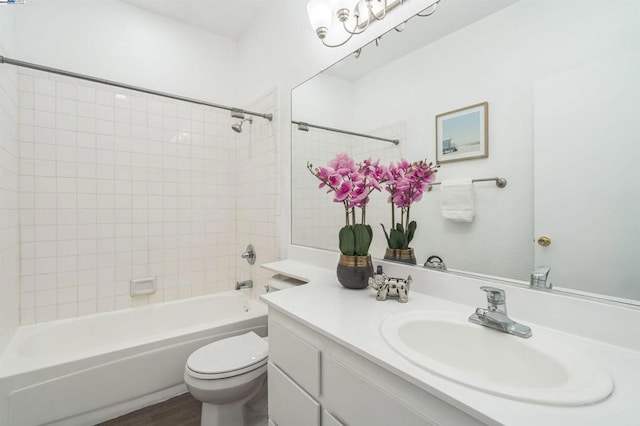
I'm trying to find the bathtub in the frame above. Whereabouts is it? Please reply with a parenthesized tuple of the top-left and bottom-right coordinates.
(0, 291, 267, 426)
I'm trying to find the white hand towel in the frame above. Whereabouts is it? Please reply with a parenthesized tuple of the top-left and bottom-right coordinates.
(441, 179, 475, 222)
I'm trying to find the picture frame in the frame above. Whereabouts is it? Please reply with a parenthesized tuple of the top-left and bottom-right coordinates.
(435, 102, 488, 163)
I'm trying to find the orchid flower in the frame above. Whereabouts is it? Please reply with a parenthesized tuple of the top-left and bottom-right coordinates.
(382, 159, 438, 250)
(307, 153, 389, 256)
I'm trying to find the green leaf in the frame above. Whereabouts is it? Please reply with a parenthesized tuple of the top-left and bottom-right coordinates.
(353, 224, 372, 256)
(396, 223, 404, 234)
(407, 220, 417, 246)
(365, 224, 373, 240)
(339, 226, 355, 255)
(389, 228, 405, 249)
(380, 224, 391, 247)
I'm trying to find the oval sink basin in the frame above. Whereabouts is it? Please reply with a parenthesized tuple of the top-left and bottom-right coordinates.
(380, 311, 613, 406)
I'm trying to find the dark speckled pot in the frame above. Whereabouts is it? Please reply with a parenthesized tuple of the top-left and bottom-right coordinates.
(336, 255, 374, 289)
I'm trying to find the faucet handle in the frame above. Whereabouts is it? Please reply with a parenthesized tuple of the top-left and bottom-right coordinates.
(532, 265, 551, 275)
(530, 265, 552, 289)
(480, 286, 505, 304)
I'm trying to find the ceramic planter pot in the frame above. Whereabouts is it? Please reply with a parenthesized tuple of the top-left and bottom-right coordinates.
(336, 254, 374, 289)
(383, 248, 417, 265)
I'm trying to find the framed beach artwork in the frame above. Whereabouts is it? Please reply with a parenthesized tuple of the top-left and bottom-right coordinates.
(435, 102, 488, 163)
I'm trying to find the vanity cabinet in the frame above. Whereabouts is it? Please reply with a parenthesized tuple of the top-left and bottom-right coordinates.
(267, 309, 483, 426)
(268, 362, 320, 426)
(268, 319, 321, 426)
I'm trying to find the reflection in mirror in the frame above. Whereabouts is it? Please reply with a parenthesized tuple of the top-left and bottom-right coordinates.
(291, 0, 640, 304)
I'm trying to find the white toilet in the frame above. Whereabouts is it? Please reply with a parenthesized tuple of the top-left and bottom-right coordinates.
(184, 275, 303, 426)
(184, 331, 269, 426)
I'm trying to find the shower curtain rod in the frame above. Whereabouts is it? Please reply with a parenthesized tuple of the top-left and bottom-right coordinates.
(0, 55, 273, 121)
(292, 120, 400, 145)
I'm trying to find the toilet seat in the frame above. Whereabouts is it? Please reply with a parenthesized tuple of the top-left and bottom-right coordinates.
(186, 332, 268, 380)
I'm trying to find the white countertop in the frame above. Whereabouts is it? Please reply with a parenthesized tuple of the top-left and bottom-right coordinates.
(261, 259, 640, 426)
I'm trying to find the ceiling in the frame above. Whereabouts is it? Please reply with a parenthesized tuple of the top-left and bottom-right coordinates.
(121, 0, 519, 76)
(122, 0, 273, 40)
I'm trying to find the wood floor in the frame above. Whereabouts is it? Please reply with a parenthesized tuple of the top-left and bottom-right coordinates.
(97, 393, 201, 426)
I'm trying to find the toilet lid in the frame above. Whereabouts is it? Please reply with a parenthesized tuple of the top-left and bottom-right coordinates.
(186, 332, 268, 378)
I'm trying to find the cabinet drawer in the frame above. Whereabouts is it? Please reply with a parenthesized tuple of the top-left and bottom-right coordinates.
(268, 362, 320, 426)
(269, 319, 321, 397)
(323, 355, 435, 426)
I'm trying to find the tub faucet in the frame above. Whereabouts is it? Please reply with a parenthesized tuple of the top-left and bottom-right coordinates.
(530, 265, 552, 289)
(468, 286, 532, 338)
(241, 244, 256, 265)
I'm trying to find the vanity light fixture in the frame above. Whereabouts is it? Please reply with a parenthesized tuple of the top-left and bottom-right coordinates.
(307, 0, 442, 49)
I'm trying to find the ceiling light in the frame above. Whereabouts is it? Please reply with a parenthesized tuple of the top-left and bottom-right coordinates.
(307, 0, 443, 49)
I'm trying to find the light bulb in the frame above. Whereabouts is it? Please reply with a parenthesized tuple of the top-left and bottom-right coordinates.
(330, 0, 354, 22)
(354, 0, 368, 19)
(307, 0, 333, 38)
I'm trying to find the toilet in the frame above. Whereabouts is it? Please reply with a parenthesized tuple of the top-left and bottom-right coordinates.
(184, 275, 304, 426)
(184, 331, 269, 426)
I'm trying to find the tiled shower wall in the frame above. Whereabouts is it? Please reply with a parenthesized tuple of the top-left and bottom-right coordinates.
(0, 64, 20, 350)
(236, 88, 280, 298)
(16, 67, 264, 324)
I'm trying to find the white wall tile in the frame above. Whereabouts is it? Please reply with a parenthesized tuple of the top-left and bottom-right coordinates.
(33, 77, 55, 96)
(34, 94, 55, 112)
(77, 86, 96, 103)
(58, 302, 78, 319)
(35, 305, 57, 323)
(11, 70, 279, 324)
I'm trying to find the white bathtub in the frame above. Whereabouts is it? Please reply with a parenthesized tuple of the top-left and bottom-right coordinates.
(0, 291, 267, 426)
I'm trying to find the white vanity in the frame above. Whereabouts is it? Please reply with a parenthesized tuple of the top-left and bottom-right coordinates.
(260, 249, 640, 426)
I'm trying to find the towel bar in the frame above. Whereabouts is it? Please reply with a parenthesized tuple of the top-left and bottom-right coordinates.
(429, 177, 507, 189)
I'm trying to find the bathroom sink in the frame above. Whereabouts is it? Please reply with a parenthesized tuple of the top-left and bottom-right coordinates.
(380, 310, 614, 406)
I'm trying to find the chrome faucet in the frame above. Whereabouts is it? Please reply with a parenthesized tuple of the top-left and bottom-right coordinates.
(423, 255, 447, 271)
(468, 286, 532, 338)
(530, 265, 552, 289)
(241, 244, 256, 265)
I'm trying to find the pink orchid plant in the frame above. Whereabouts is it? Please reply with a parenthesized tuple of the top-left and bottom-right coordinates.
(308, 153, 387, 256)
(381, 159, 439, 250)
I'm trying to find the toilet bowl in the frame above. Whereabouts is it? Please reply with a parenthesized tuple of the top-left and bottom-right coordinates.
(184, 331, 268, 426)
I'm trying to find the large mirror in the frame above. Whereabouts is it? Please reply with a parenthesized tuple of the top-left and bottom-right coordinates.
(291, 0, 640, 304)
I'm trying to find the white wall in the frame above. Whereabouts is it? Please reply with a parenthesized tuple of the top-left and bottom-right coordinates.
(292, 73, 355, 129)
(0, 7, 19, 353)
(0, 64, 20, 350)
(534, 51, 640, 300)
(10, 0, 239, 105)
(237, 0, 446, 260)
(1, 0, 286, 323)
(285, 0, 640, 282)
(0, 3, 16, 56)
(4, 0, 590, 325)
(358, 0, 640, 281)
